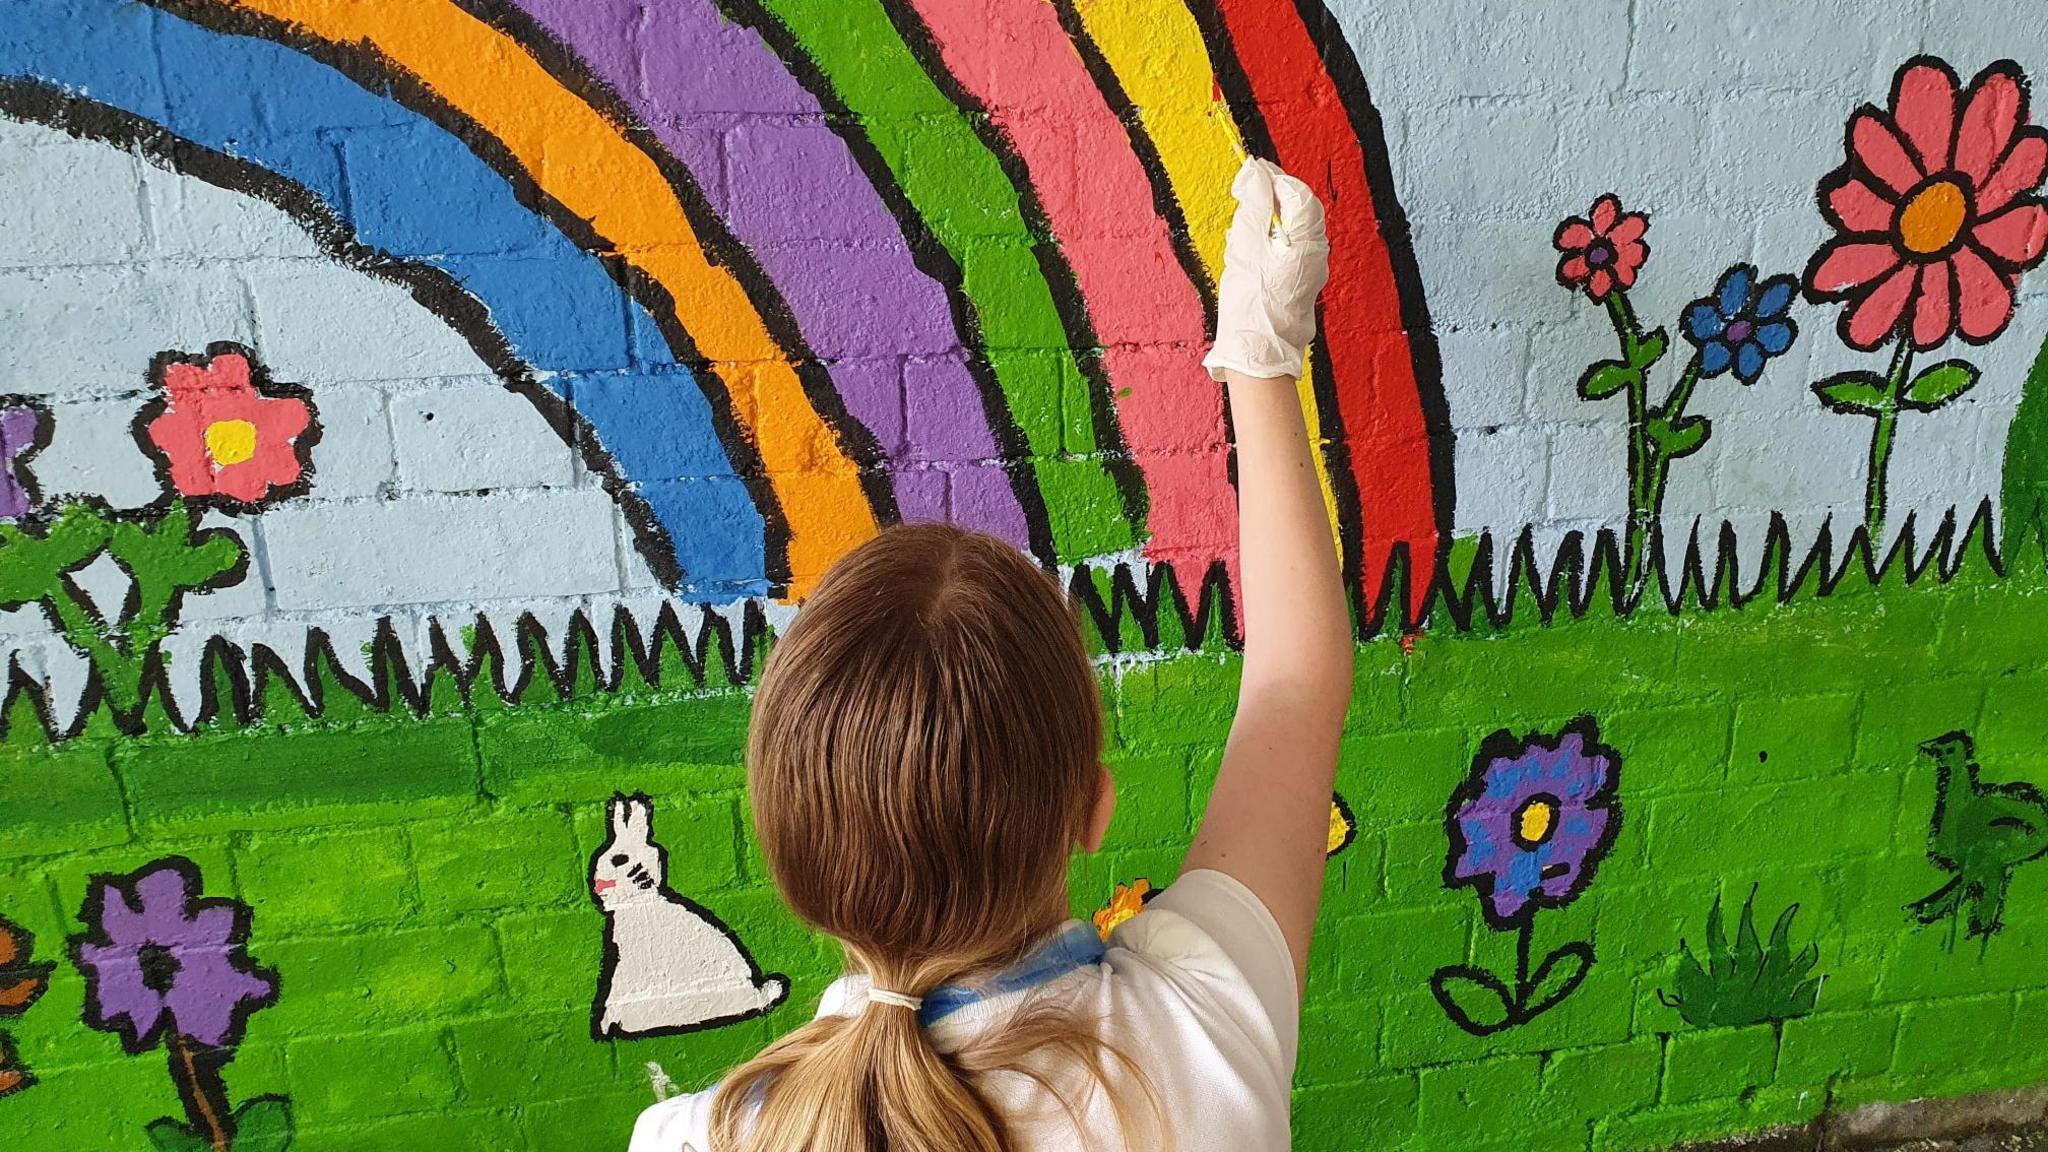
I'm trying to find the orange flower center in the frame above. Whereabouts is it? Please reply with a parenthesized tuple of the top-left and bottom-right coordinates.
(1897, 178, 1970, 256)
(204, 419, 259, 467)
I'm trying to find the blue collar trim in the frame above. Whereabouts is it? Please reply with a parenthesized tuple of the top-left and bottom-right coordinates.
(917, 922, 1106, 1026)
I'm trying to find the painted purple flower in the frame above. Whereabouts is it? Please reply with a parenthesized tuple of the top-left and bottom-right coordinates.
(0, 402, 47, 521)
(70, 857, 277, 1053)
(1445, 717, 1622, 928)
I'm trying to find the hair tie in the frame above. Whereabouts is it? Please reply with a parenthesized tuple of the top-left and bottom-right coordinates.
(866, 988, 923, 1012)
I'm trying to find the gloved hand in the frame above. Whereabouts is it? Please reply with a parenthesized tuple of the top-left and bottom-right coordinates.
(1201, 156, 1330, 382)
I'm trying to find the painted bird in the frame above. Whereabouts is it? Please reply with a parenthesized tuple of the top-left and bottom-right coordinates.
(1909, 731, 2048, 943)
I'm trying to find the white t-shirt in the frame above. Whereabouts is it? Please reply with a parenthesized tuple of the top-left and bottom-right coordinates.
(627, 868, 1298, 1152)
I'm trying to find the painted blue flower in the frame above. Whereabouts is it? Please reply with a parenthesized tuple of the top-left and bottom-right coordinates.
(1683, 264, 1799, 384)
(1445, 718, 1621, 929)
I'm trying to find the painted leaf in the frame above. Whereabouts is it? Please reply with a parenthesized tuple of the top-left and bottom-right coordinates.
(1812, 372, 1890, 415)
(1646, 414, 1711, 460)
(0, 916, 50, 1016)
(145, 1118, 210, 1152)
(1429, 968, 1513, 1034)
(1520, 943, 1594, 1019)
(1901, 360, 1981, 412)
(1630, 327, 1669, 369)
(0, 1033, 31, 1100)
(1578, 360, 1637, 401)
(230, 1096, 295, 1152)
(2000, 331, 2048, 556)
(0, 974, 44, 1013)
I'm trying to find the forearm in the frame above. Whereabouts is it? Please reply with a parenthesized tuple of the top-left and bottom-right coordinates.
(1224, 368, 1353, 702)
(1184, 370, 1352, 982)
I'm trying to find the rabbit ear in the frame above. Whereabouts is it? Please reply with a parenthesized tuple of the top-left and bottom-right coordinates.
(608, 794, 631, 837)
(625, 796, 654, 839)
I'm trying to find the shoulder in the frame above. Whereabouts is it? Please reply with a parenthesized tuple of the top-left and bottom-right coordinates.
(1105, 868, 1301, 1074)
(627, 1090, 715, 1152)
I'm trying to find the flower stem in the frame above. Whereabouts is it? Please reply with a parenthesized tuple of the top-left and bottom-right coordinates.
(1867, 338, 1916, 540)
(167, 1034, 233, 1152)
(1603, 292, 1654, 587)
(1639, 355, 1707, 560)
(1660, 359, 1705, 423)
(1513, 918, 1537, 1006)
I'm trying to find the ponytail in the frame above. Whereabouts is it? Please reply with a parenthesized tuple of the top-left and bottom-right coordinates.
(709, 969, 1005, 1152)
(709, 966, 1161, 1152)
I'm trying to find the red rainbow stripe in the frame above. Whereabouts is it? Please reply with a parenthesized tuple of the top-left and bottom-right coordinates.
(1202, 0, 1450, 623)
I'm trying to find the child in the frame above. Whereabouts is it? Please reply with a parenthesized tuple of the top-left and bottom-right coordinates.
(629, 157, 1349, 1152)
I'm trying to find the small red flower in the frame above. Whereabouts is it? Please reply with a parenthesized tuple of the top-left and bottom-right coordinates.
(141, 345, 313, 507)
(1805, 57, 2048, 350)
(1554, 194, 1650, 300)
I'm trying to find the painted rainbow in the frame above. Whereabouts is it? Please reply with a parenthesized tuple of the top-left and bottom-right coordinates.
(1, 0, 1450, 620)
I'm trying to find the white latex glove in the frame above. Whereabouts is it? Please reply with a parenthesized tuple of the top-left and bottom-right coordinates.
(1201, 156, 1330, 382)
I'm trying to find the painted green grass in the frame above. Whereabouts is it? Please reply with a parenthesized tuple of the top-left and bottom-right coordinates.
(4, 542, 2048, 1150)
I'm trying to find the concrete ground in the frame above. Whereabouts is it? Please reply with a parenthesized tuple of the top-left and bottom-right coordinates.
(1881, 1131, 2048, 1152)
(1695, 1123, 2048, 1152)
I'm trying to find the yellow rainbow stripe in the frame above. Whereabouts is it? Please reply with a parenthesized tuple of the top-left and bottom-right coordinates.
(1070, 0, 1344, 550)
(211, 0, 876, 595)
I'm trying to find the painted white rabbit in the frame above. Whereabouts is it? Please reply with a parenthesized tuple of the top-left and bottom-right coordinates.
(591, 793, 788, 1038)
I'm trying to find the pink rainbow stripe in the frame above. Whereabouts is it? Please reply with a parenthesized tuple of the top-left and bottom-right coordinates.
(903, 0, 1233, 586)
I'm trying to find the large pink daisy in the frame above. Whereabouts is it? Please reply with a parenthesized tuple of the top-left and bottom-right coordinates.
(1805, 57, 2048, 350)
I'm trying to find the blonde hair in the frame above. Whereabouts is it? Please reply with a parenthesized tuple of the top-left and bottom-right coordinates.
(713, 523, 1159, 1152)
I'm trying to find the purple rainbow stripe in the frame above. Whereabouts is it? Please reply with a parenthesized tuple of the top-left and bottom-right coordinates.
(509, 0, 1031, 550)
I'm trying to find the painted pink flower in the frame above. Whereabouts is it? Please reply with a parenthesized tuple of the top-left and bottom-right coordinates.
(1554, 194, 1650, 300)
(1805, 58, 2048, 350)
(141, 345, 313, 508)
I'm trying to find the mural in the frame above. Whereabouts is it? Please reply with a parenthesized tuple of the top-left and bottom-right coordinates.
(1660, 887, 1824, 1030)
(1910, 731, 2048, 947)
(591, 795, 788, 1039)
(3, 1, 2048, 1150)
(68, 858, 290, 1152)
(0, 916, 51, 1098)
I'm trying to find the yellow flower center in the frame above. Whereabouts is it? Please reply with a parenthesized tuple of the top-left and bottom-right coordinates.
(204, 419, 258, 467)
(1897, 178, 1969, 256)
(1327, 799, 1354, 856)
(1516, 798, 1557, 847)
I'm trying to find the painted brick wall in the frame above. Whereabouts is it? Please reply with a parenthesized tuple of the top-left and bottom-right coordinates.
(4, 2, 2048, 1151)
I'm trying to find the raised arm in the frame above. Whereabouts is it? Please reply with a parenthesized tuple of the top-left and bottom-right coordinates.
(1181, 158, 1353, 992)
